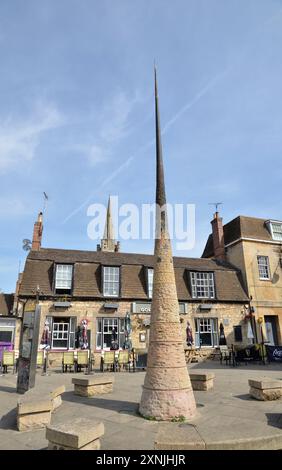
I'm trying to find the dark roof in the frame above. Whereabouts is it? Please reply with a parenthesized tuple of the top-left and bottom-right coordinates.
(19, 248, 248, 302)
(202, 215, 274, 258)
(0, 293, 14, 316)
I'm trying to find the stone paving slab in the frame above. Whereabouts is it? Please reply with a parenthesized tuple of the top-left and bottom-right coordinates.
(0, 363, 281, 450)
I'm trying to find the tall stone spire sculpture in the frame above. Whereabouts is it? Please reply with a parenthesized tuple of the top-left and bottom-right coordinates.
(97, 196, 120, 252)
(139, 68, 196, 420)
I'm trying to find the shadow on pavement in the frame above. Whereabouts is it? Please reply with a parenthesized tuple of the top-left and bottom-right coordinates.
(62, 390, 139, 416)
(266, 413, 282, 430)
(0, 385, 17, 394)
(189, 362, 282, 372)
(233, 394, 253, 401)
(0, 407, 17, 430)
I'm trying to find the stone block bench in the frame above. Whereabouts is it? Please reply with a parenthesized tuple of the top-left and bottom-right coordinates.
(72, 375, 114, 397)
(17, 385, 65, 431)
(17, 395, 52, 431)
(50, 385, 66, 411)
(46, 418, 104, 450)
(249, 378, 282, 401)
(189, 372, 215, 391)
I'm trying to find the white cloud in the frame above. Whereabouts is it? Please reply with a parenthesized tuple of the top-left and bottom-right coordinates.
(88, 144, 109, 165)
(0, 102, 64, 172)
(0, 196, 33, 217)
(84, 91, 139, 166)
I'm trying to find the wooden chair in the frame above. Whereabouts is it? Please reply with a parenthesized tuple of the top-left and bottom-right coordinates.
(62, 351, 75, 372)
(76, 350, 89, 373)
(117, 350, 130, 372)
(101, 351, 116, 372)
(2, 351, 15, 374)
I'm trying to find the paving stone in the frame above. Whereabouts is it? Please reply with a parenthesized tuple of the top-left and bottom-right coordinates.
(154, 423, 205, 450)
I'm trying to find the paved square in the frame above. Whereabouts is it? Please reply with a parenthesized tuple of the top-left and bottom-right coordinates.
(0, 363, 281, 450)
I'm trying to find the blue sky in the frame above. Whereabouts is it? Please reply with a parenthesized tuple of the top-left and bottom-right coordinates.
(1, 0, 282, 292)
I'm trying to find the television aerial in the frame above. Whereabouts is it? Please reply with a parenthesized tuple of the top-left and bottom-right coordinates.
(22, 239, 32, 252)
(209, 202, 223, 212)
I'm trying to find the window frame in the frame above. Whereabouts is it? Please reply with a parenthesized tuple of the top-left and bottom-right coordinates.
(190, 271, 215, 299)
(194, 318, 218, 348)
(270, 222, 282, 241)
(257, 255, 270, 280)
(147, 267, 154, 299)
(54, 264, 73, 293)
(96, 317, 125, 350)
(102, 266, 120, 297)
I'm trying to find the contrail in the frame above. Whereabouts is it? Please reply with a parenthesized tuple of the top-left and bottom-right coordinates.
(62, 72, 227, 224)
(162, 68, 231, 135)
(63, 2, 282, 225)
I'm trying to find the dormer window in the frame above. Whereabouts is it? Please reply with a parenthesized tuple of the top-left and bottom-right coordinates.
(55, 264, 73, 294)
(271, 222, 282, 241)
(147, 268, 154, 298)
(266, 220, 282, 241)
(103, 266, 120, 297)
(190, 272, 215, 299)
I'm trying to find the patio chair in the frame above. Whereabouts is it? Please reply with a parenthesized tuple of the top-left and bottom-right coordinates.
(219, 345, 231, 365)
(62, 351, 75, 372)
(117, 350, 130, 372)
(2, 351, 15, 374)
(101, 351, 116, 372)
(76, 350, 89, 373)
(36, 351, 44, 369)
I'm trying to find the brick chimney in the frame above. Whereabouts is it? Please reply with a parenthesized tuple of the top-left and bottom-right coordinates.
(32, 212, 43, 251)
(211, 211, 225, 260)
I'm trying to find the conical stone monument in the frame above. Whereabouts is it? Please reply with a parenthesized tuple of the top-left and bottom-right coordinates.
(139, 68, 197, 421)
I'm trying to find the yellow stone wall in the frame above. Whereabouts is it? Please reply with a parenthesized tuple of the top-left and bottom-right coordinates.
(18, 298, 250, 367)
(227, 240, 282, 344)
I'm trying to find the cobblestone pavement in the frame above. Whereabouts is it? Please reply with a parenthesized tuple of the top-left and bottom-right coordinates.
(0, 362, 281, 450)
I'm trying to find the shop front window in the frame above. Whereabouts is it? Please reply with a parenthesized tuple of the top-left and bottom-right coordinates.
(96, 317, 125, 350)
(194, 318, 218, 347)
(51, 317, 76, 349)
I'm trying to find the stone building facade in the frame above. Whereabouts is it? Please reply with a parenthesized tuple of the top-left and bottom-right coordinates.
(16, 208, 250, 366)
(203, 213, 282, 346)
(0, 293, 21, 351)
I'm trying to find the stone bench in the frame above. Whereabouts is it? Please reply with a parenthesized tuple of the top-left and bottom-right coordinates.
(249, 378, 282, 401)
(72, 375, 114, 397)
(17, 395, 52, 431)
(46, 418, 104, 450)
(17, 384, 66, 431)
(189, 372, 215, 391)
(50, 385, 66, 411)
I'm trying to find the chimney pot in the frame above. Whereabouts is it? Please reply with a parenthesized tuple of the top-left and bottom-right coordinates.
(31, 212, 43, 251)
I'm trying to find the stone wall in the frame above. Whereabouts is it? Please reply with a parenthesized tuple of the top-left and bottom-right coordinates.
(20, 298, 249, 366)
(227, 240, 282, 345)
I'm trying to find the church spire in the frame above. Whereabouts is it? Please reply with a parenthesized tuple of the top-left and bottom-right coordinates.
(97, 196, 120, 252)
(139, 67, 196, 421)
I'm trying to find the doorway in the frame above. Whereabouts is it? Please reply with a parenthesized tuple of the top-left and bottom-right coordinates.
(264, 316, 279, 346)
